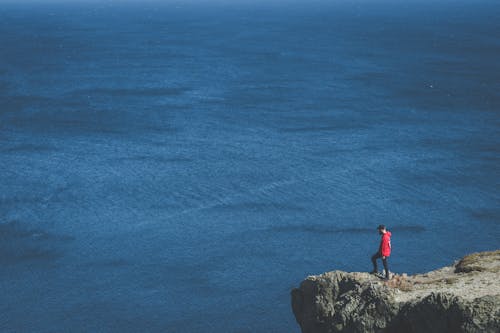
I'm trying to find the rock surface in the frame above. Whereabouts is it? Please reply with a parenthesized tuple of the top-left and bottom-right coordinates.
(291, 250, 500, 333)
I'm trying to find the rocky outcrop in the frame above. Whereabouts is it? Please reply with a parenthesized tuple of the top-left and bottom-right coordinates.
(291, 250, 500, 333)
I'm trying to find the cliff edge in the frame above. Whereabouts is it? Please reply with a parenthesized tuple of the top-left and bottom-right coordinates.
(291, 250, 500, 333)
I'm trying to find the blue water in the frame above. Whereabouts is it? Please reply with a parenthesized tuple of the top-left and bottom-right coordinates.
(1, 1, 499, 332)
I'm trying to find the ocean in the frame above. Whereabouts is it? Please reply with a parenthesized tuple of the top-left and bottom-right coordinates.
(0, 0, 499, 332)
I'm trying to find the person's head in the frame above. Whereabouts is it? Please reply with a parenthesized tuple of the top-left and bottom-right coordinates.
(377, 224, 386, 235)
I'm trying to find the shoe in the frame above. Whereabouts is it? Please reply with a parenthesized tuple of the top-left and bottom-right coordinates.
(370, 270, 378, 275)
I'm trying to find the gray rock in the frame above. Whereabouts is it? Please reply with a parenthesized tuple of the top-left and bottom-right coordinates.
(291, 251, 500, 333)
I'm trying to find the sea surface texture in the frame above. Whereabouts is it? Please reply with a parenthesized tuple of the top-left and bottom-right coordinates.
(0, 1, 499, 332)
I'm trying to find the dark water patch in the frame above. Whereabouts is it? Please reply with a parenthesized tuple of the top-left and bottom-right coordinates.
(142, 124, 181, 133)
(211, 202, 305, 212)
(390, 197, 435, 207)
(394, 167, 474, 187)
(8, 115, 130, 136)
(418, 137, 463, 149)
(393, 75, 500, 113)
(0, 80, 10, 92)
(280, 124, 365, 133)
(418, 137, 500, 155)
(348, 71, 388, 83)
(0, 194, 48, 208)
(475, 143, 500, 155)
(0, 186, 76, 210)
(269, 224, 373, 234)
(48, 119, 128, 135)
(1, 90, 180, 135)
(0, 221, 73, 265)
(84, 258, 130, 268)
(111, 155, 192, 164)
(312, 144, 383, 156)
(390, 225, 426, 233)
(4, 103, 180, 136)
(0, 94, 57, 115)
(269, 224, 426, 234)
(469, 208, 500, 225)
(0, 221, 74, 242)
(279, 113, 371, 129)
(69, 87, 190, 98)
(0, 246, 62, 264)
(1, 143, 56, 154)
(0, 221, 49, 240)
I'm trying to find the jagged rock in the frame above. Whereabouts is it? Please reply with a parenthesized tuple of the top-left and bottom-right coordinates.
(291, 250, 500, 333)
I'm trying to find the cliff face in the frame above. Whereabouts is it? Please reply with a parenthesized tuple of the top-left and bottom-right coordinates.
(291, 250, 500, 333)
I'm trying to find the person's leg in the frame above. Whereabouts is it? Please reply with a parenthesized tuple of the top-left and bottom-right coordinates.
(382, 257, 389, 279)
(371, 252, 381, 273)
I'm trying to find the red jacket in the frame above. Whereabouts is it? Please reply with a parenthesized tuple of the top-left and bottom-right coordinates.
(379, 231, 392, 257)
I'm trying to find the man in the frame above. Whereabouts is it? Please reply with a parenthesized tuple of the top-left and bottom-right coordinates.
(371, 224, 392, 280)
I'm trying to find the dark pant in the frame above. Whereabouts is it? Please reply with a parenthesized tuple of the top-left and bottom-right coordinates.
(371, 252, 389, 277)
